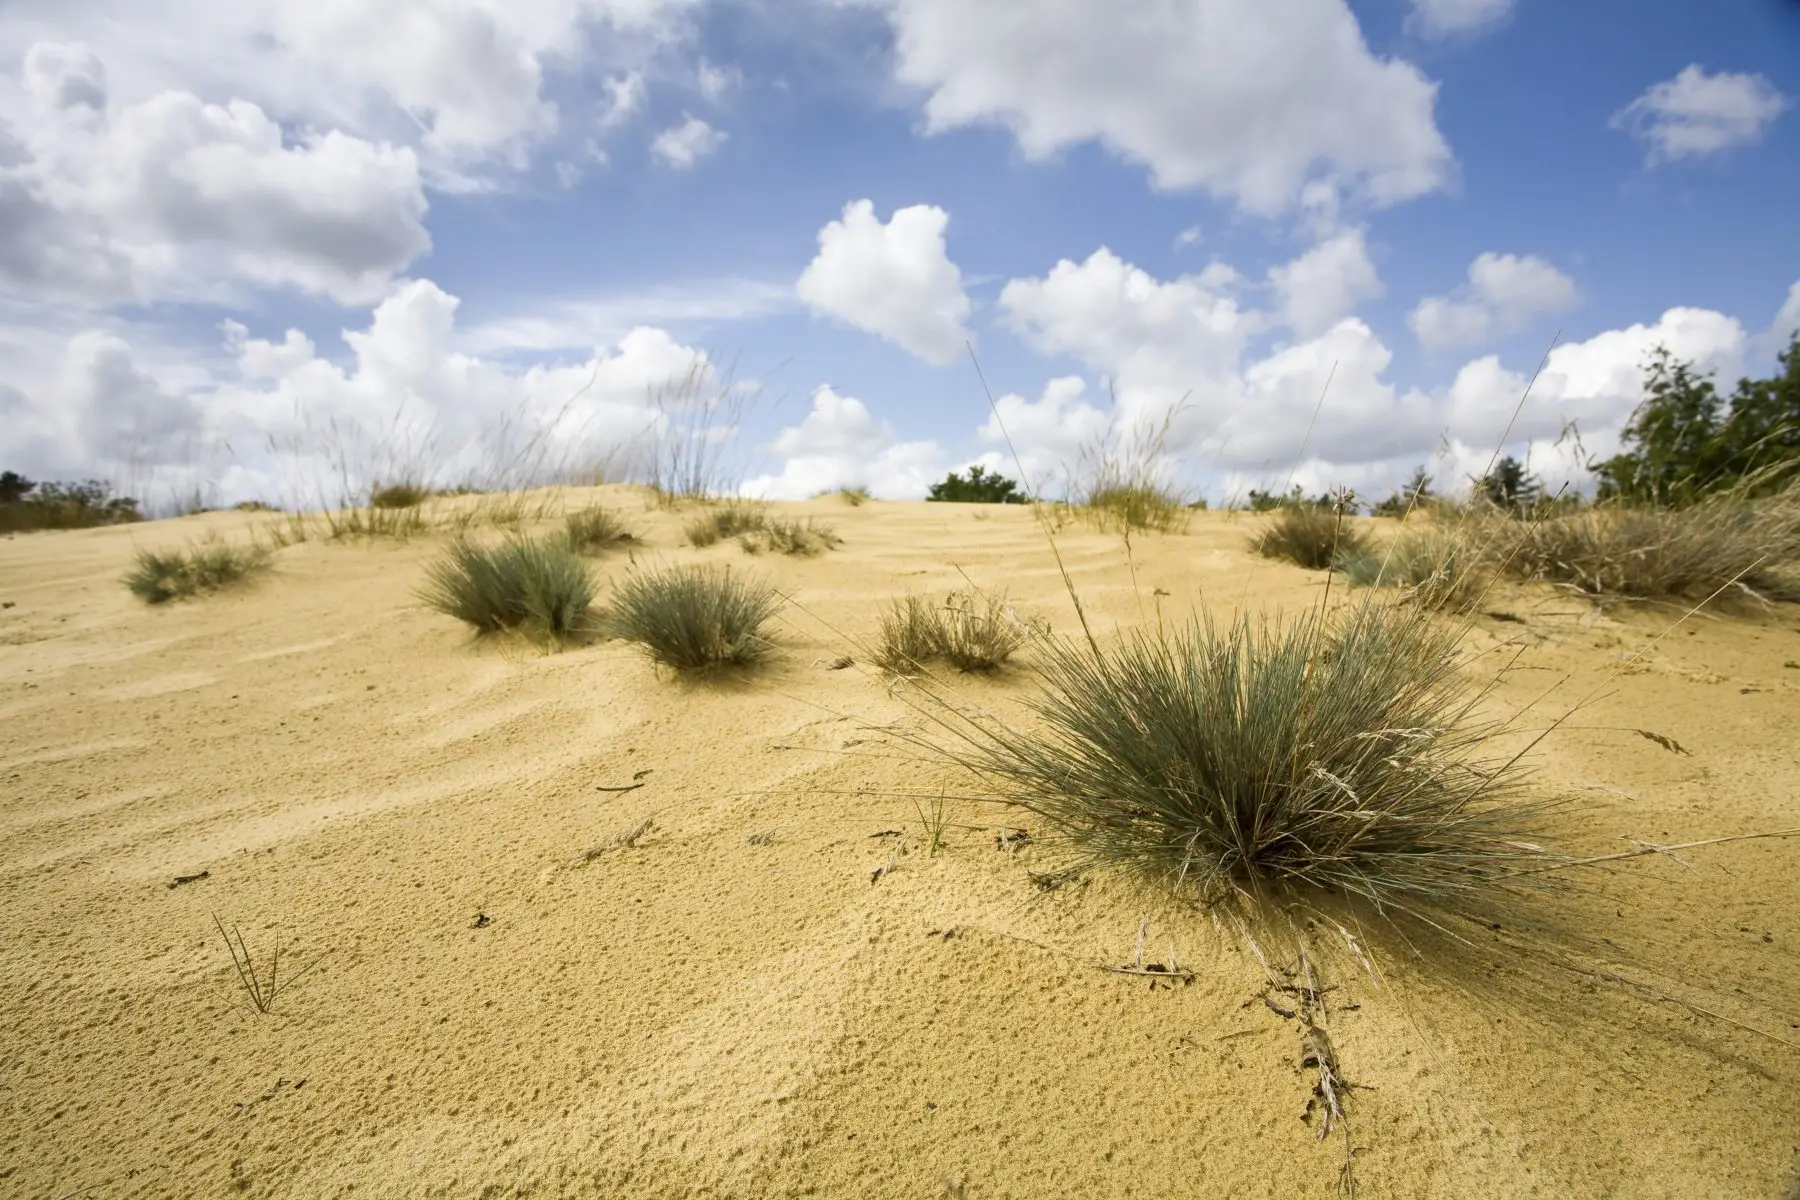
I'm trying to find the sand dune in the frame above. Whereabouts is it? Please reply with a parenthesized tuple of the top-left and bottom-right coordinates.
(2, 489, 1797, 1198)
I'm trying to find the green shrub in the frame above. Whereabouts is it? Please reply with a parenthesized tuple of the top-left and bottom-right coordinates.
(124, 538, 271, 604)
(926, 465, 1028, 504)
(922, 599, 1553, 920)
(1251, 505, 1371, 570)
(418, 534, 597, 639)
(369, 482, 432, 509)
(1, 475, 142, 533)
(564, 505, 636, 554)
(607, 564, 783, 670)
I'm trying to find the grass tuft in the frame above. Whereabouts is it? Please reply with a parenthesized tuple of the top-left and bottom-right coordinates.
(607, 564, 783, 670)
(832, 486, 871, 507)
(1334, 524, 1488, 612)
(1251, 504, 1371, 570)
(1503, 494, 1800, 603)
(875, 590, 1037, 673)
(417, 534, 596, 640)
(684, 500, 769, 547)
(918, 599, 1555, 922)
(739, 516, 842, 557)
(124, 538, 271, 604)
(563, 505, 636, 555)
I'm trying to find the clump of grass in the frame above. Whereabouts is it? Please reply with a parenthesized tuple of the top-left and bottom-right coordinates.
(1503, 494, 1800, 602)
(607, 564, 783, 670)
(124, 538, 272, 604)
(1251, 504, 1371, 570)
(833, 486, 871, 507)
(684, 500, 769, 547)
(875, 590, 1036, 673)
(919, 599, 1555, 922)
(1083, 483, 1189, 535)
(417, 534, 597, 640)
(738, 516, 842, 556)
(323, 502, 428, 540)
(564, 505, 636, 555)
(213, 915, 327, 1015)
(1334, 524, 1489, 613)
(369, 482, 431, 509)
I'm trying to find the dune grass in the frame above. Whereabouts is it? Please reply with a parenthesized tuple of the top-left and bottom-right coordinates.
(738, 516, 842, 557)
(875, 590, 1037, 673)
(832, 485, 871, 507)
(1502, 493, 1800, 603)
(683, 500, 770, 547)
(607, 564, 783, 670)
(124, 538, 272, 604)
(1334, 524, 1490, 613)
(1251, 504, 1372, 570)
(916, 598, 1555, 923)
(417, 533, 597, 640)
(563, 505, 636, 555)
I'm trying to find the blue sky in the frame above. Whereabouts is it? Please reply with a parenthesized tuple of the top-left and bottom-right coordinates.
(1, 0, 1796, 508)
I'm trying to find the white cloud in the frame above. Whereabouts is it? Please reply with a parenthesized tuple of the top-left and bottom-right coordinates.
(650, 114, 726, 167)
(874, 0, 1452, 215)
(998, 247, 1257, 442)
(1761, 279, 1800, 357)
(796, 199, 973, 365)
(0, 278, 723, 501)
(974, 375, 1111, 489)
(0, 0, 701, 182)
(1404, 0, 1514, 39)
(1267, 228, 1383, 338)
(1174, 226, 1202, 249)
(696, 59, 738, 103)
(1, 43, 429, 307)
(600, 71, 646, 128)
(741, 385, 944, 499)
(459, 278, 796, 356)
(1611, 65, 1789, 164)
(1408, 252, 1578, 350)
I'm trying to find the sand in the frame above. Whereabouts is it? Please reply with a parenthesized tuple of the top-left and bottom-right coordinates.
(2, 488, 1798, 1198)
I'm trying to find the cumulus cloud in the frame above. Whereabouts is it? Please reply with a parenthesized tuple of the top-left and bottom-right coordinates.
(1611, 65, 1789, 164)
(1761, 279, 1800, 357)
(0, 0, 702, 181)
(796, 199, 973, 365)
(1, 43, 429, 307)
(973, 375, 1112, 489)
(650, 114, 726, 167)
(0, 279, 723, 502)
(1404, 0, 1514, 39)
(1267, 228, 1383, 338)
(741, 385, 944, 499)
(989, 245, 1752, 502)
(874, 0, 1452, 214)
(1408, 252, 1578, 350)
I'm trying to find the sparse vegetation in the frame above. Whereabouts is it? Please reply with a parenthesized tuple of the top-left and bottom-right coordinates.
(684, 500, 770, 547)
(926, 465, 1028, 504)
(123, 538, 272, 604)
(831, 486, 871, 506)
(1067, 408, 1191, 534)
(214, 915, 327, 1015)
(369, 482, 432, 509)
(1251, 501, 1371, 570)
(607, 564, 783, 670)
(738, 516, 842, 556)
(875, 590, 1036, 673)
(1335, 524, 1488, 612)
(918, 598, 1554, 922)
(1504, 492, 1800, 602)
(1, 474, 143, 533)
(563, 505, 636, 554)
(417, 534, 597, 640)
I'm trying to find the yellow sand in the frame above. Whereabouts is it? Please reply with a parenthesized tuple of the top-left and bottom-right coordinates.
(2, 489, 1797, 1199)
